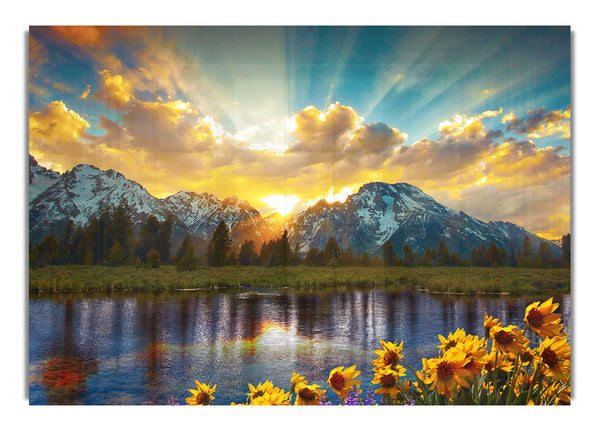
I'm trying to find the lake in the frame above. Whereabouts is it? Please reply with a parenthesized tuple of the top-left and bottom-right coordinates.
(28, 287, 571, 405)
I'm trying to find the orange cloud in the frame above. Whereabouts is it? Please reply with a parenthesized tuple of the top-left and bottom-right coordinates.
(52, 26, 111, 48)
(92, 69, 134, 110)
(29, 35, 48, 76)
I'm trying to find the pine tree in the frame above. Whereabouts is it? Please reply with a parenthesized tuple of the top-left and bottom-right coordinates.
(30, 233, 59, 267)
(157, 214, 175, 264)
(361, 251, 371, 267)
(523, 236, 534, 259)
(107, 241, 125, 266)
(277, 230, 292, 266)
(323, 237, 341, 266)
(402, 243, 413, 266)
(509, 242, 517, 267)
(112, 202, 136, 264)
(176, 243, 199, 271)
(239, 240, 258, 266)
(83, 250, 94, 265)
(136, 215, 160, 262)
(422, 247, 435, 267)
(207, 220, 232, 267)
(304, 248, 320, 266)
(382, 240, 397, 267)
(147, 248, 161, 268)
(560, 234, 571, 268)
(437, 239, 450, 266)
(487, 242, 500, 266)
(57, 220, 76, 264)
(174, 235, 194, 264)
(537, 242, 553, 268)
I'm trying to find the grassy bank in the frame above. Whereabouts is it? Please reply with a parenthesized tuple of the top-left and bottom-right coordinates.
(28, 265, 570, 295)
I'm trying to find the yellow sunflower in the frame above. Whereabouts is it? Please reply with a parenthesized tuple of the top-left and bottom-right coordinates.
(250, 388, 292, 405)
(538, 336, 571, 382)
(372, 339, 404, 372)
(246, 380, 274, 403)
(484, 313, 502, 338)
(327, 365, 361, 400)
(421, 349, 475, 399)
(489, 324, 529, 355)
(481, 351, 514, 374)
(290, 370, 307, 394)
(524, 297, 564, 338)
(294, 382, 325, 405)
(438, 329, 466, 352)
(371, 367, 405, 399)
(455, 335, 488, 374)
(185, 381, 216, 405)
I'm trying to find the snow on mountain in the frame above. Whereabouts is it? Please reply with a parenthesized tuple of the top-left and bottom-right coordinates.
(29, 162, 177, 244)
(163, 192, 275, 245)
(29, 154, 60, 202)
(28, 155, 562, 259)
(284, 181, 561, 259)
(28, 155, 275, 248)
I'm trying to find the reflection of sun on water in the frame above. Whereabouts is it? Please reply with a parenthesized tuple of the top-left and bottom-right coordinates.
(259, 321, 289, 335)
(252, 321, 302, 351)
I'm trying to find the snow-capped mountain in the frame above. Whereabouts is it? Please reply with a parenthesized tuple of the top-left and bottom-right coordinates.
(29, 163, 179, 244)
(29, 154, 60, 202)
(163, 191, 275, 245)
(283, 182, 560, 259)
(28, 156, 275, 249)
(28, 155, 562, 258)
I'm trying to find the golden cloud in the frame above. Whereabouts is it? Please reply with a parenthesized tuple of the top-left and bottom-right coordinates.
(92, 69, 135, 110)
(502, 106, 571, 140)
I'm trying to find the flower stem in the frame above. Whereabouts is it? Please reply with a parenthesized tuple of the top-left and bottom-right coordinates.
(400, 360, 430, 405)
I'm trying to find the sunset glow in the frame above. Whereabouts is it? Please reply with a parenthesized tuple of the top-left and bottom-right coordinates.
(28, 26, 571, 239)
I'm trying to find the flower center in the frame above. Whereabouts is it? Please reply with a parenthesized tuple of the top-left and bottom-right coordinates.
(380, 373, 396, 388)
(384, 351, 399, 366)
(527, 309, 544, 328)
(494, 330, 513, 345)
(196, 391, 209, 405)
(437, 360, 455, 380)
(298, 387, 316, 401)
(445, 340, 457, 351)
(521, 350, 534, 363)
(330, 372, 346, 391)
(541, 347, 559, 368)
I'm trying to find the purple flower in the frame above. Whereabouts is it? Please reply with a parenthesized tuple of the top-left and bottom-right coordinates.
(167, 395, 180, 406)
(319, 394, 332, 406)
(364, 389, 377, 406)
(341, 385, 362, 406)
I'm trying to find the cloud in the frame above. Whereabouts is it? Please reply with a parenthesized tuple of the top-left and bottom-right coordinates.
(79, 85, 91, 99)
(29, 99, 571, 239)
(29, 100, 93, 171)
(92, 69, 135, 110)
(28, 35, 48, 77)
(502, 106, 571, 139)
(52, 26, 112, 48)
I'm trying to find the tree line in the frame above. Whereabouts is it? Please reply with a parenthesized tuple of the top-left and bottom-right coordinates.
(29, 202, 571, 270)
(29, 202, 176, 268)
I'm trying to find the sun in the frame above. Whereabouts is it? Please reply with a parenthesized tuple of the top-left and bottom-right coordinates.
(261, 194, 301, 217)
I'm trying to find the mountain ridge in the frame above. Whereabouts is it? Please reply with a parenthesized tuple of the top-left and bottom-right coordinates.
(28, 155, 562, 258)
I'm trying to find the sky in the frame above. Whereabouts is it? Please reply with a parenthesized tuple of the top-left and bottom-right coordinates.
(28, 26, 571, 240)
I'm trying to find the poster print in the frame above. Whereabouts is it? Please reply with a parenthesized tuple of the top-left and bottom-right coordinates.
(28, 26, 571, 406)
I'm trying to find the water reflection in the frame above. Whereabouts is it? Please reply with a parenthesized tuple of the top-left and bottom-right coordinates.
(29, 289, 571, 405)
